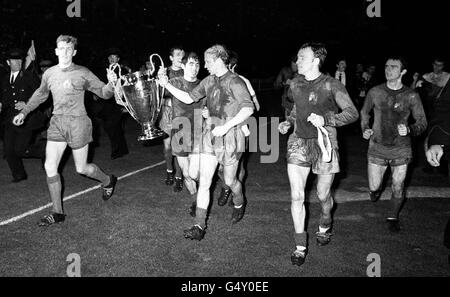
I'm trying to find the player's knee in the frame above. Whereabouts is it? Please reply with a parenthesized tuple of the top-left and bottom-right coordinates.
(44, 161, 58, 176)
(198, 182, 210, 193)
(317, 189, 331, 200)
(391, 175, 404, 187)
(223, 175, 238, 188)
(189, 169, 199, 181)
(75, 164, 89, 175)
(181, 168, 191, 180)
(392, 175, 405, 186)
(163, 139, 172, 150)
(391, 183, 403, 194)
(291, 192, 305, 203)
(198, 173, 213, 188)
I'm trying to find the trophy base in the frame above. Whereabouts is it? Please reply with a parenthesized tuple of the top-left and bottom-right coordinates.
(138, 128, 165, 141)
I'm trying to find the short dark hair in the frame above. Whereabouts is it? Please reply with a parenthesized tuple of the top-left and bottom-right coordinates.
(386, 56, 408, 71)
(56, 35, 78, 49)
(182, 52, 200, 65)
(170, 46, 184, 57)
(433, 57, 446, 65)
(299, 42, 327, 67)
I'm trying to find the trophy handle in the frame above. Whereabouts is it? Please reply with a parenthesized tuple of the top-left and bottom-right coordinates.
(149, 53, 166, 116)
(148, 53, 164, 75)
(108, 63, 139, 121)
(108, 63, 124, 103)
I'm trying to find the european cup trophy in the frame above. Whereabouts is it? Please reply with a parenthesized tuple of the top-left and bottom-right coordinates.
(109, 54, 165, 141)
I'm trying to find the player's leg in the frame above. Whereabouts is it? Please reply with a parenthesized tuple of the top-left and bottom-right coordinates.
(288, 164, 310, 234)
(177, 156, 196, 194)
(163, 136, 174, 185)
(312, 148, 340, 246)
(184, 153, 218, 240)
(39, 140, 68, 226)
(315, 173, 335, 246)
(187, 153, 200, 217)
(173, 155, 184, 192)
(44, 140, 67, 213)
(223, 160, 245, 223)
(72, 144, 117, 200)
(237, 152, 246, 184)
(188, 153, 200, 182)
(387, 163, 408, 232)
(286, 135, 315, 265)
(217, 163, 233, 206)
(367, 158, 388, 202)
(288, 164, 310, 265)
(219, 136, 248, 207)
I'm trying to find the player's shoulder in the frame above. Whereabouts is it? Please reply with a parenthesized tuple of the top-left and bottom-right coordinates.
(288, 73, 306, 87)
(41, 65, 59, 78)
(226, 72, 247, 88)
(169, 76, 184, 85)
(324, 74, 338, 83)
(323, 74, 344, 88)
(229, 71, 243, 82)
(402, 85, 420, 99)
(422, 72, 432, 81)
(368, 83, 386, 94)
(74, 64, 91, 73)
(45, 65, 59, 73)
(402, 85, 414, 93)
(202, 74, 215, 83)
(167, 67, 183, 79)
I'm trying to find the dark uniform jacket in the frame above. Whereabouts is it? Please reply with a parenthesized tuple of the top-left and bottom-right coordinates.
(0, 70, 44, 130)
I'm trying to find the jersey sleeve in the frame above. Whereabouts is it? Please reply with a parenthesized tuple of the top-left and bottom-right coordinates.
(21, 71, 51, 117)
(85, 69, 114, 99)
(229, 76, 254, 110)
(188, 76, 209, 102)
(324, 80, 359, 127)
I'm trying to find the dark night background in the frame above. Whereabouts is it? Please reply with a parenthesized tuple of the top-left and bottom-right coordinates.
(0, 0, 448, 80)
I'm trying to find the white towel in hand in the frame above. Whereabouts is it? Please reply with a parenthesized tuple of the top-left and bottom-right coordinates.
(316, 126, 332, 163)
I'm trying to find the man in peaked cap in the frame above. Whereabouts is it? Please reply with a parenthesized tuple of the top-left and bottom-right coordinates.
(0, 48, 46, 182)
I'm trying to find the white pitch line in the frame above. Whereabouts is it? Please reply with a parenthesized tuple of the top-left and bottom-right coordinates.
(0, 160, 165, 226)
